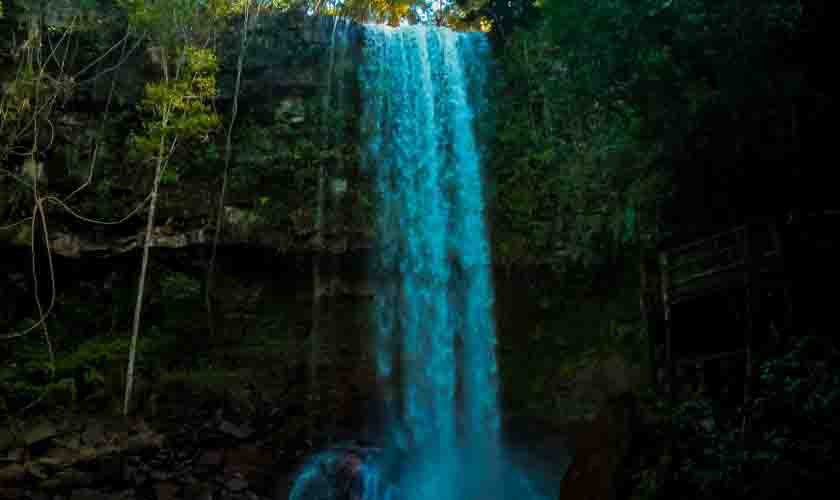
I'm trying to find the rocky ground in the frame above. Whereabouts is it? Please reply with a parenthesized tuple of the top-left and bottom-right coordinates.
(0, 372, 352, 500)
(1, 395, 581, 500)
(0, 405, 303, 500)
(1, 350, 653, 500)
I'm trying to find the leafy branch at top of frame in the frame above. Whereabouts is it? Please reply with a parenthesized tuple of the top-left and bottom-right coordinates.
(128, 49, 220, 163)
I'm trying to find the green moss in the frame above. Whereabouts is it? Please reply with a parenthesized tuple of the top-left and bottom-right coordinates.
(155, 369, 248, 414)
(0, 332, 161, 412)
(55, 337, 132, 373)
(11, 224, 32, 246)
(158, 369, 242, 393)
(44, 378, 77, 407)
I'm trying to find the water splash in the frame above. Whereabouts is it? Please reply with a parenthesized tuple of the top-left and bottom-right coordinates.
(291, 22, 555, 500)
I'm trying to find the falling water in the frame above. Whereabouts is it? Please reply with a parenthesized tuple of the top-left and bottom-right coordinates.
(291, 22, 552, 500)
(362, 23, 500, 500)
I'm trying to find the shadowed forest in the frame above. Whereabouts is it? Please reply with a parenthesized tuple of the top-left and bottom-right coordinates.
(1, 1, 836, 500)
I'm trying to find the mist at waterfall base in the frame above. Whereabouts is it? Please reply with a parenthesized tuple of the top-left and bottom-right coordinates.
(290, 24, 557, 500)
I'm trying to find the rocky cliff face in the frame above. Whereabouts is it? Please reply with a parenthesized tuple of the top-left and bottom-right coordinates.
(0, 9, 377, 416)
(1, 9, 369, 260)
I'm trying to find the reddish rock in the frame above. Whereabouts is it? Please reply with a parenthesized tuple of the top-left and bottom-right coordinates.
(0, 464, 26, 484)
(558, 394, 636, 500)
(225, 445, 272, 468)
(155, 481, 180, 500)
(223, 445, 273, 486)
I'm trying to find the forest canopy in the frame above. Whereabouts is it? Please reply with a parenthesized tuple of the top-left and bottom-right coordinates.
(483, 0, 825, 272)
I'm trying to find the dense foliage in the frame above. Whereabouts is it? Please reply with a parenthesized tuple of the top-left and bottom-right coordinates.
(670, 336, 839, 499)
(483, 3, 835, 497)
(486, 0, 821, 274)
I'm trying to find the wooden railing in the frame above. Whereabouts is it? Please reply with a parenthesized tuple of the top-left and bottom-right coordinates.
(658, 221, 785, 401)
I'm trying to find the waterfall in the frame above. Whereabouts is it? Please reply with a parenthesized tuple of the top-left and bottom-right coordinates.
(362, 24, 499, 499)
(291, 22, 551, 500)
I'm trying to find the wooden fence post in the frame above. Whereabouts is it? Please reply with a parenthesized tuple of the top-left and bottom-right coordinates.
(659, 251, 675, 402)
(742, 223, 758, 404)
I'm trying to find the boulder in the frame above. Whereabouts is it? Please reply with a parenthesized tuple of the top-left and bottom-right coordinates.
(0, 464, 26, 485)
(23, 418, 59, 446)
(218, 421, 254, 441)
(558, 394, 637, 500)
(555, 354, 644, 423)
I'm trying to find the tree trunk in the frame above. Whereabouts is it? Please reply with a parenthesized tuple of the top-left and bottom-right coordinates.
(123, 136, 167, 416)
(206, 2, 254, 338)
